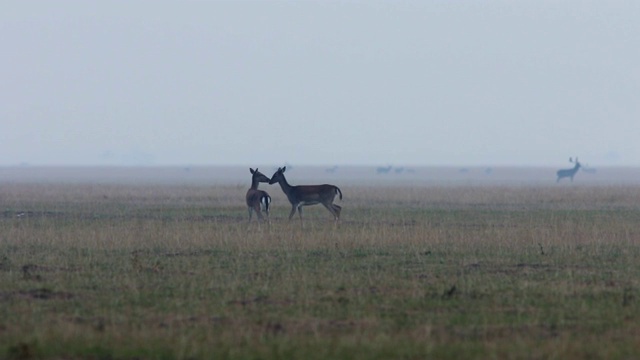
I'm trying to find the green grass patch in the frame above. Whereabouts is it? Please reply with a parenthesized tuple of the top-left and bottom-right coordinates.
(1, 184, 640, 359)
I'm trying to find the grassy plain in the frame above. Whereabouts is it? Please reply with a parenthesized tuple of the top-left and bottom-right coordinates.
(1, 180, 640, 359)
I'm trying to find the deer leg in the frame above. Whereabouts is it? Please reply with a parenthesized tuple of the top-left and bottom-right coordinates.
(288, 205, 297, 220)
(254, 204, 264, 221)
(333, 204, 342, 220)
(321, 202, 339, 220)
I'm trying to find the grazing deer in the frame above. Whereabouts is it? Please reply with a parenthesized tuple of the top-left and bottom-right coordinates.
(269, 166, 342, 223)
(376, 165, 392, 174)
(246, 168, 272, 222)
(556, 157, 581, 183)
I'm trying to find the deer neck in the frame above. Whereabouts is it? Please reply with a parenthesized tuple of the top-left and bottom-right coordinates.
(250, 176, 260, 190)
(275, 176, 294, 195)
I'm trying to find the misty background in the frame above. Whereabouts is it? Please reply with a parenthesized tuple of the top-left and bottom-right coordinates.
(2, 1, 639, 168)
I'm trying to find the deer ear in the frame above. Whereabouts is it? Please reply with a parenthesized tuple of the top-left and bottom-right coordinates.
(282, 166, 286, 173)
(250, 168, 255, 174)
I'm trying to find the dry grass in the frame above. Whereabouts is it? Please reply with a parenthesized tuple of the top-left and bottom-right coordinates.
(1, 182, 640, 359)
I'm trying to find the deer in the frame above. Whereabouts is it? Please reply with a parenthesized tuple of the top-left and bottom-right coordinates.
(268, 166, 342, 223)
(246, 168, 272, 223)
(556, 157, 581, 183)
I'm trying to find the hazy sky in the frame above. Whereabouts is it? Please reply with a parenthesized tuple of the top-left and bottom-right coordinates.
(2, 1, 639, 167)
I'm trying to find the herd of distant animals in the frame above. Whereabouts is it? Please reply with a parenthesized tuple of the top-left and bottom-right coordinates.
(247, 158, 591, 223)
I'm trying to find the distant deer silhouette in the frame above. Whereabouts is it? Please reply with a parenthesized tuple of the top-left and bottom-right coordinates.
(376, 166, 392, 174)
(556, 157, 581, 183)
(246, 168, 272, 222)
(325, 165, 338, 173)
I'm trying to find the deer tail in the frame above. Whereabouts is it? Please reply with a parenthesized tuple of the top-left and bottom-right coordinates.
(262, 194, 271, 211)
(335, 186, 343, 200)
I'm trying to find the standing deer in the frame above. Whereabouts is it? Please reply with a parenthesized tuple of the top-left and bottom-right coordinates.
(246, 168, 272, 222)
(269, 166, 342, 223)
(556, 157, 581, 183)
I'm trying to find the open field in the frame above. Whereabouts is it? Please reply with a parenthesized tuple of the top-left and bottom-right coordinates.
(3, 165, 640, 186)
(1, 167, 640, 359)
